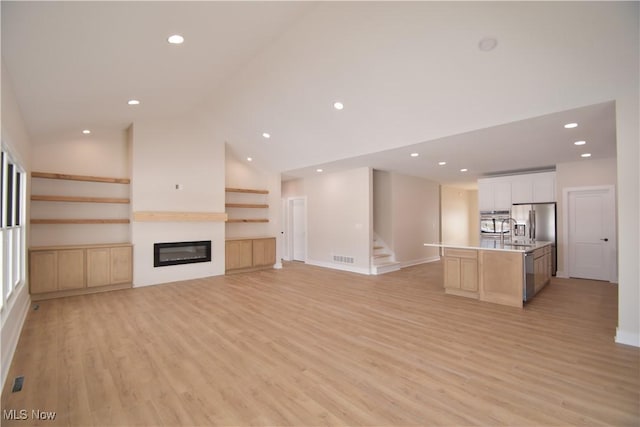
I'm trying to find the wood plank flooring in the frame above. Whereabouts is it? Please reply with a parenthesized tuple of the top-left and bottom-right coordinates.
(2, 261, 638, 426)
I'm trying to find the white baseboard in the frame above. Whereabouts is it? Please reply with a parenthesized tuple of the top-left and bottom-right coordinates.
(555, 270, 569, 278)
(306, 259, 371, 275)
(273, 261, 283, 269)
(615, 328, 640, 347)
(401, 256, 440, 268)
(1, 285, 31, 391)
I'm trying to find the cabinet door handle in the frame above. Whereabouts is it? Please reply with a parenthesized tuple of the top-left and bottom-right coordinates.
(600, 238, 609, 242)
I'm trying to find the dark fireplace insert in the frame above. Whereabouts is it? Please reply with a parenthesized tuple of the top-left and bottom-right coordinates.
(154, 240, 212, 267)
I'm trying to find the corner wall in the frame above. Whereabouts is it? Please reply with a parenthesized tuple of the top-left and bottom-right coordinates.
(389, 173, 440, 266)
(305, 167, 372, 274)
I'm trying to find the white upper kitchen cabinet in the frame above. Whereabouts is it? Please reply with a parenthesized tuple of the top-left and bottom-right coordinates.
(478, 178, 512, 211)
(511, 172, 556, 203)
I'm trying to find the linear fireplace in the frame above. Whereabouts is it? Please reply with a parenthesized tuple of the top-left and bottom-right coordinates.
(154, 240, 212, 267)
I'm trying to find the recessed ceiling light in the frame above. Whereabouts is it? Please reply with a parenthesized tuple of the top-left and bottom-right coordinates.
(128, 99, 140, 105)
(262, 132, 271, 139)
(316, 168, 323, 173)
(333, 102, 344, 110)
(564, 122, 578, 129)
(247, 157, 253, 162)
(574, 140, 586, 146)
(167, 34, 184, 44)
(410, 153, 419, 158)
(460, 168, 468, 172)
(581, 153, 591, 158)
(82, 129, 91, 135)
(478, 37, 498, 52)
(438, 161, 447, 166)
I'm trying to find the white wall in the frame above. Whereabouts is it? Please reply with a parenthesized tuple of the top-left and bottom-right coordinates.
(441, 186, 474, 244)
(130, 115, 226, 286)
(1, 61, 32, 390)
(225, 147, 282, 267)
(389, 173, 440, 266)
(304, 167, 372, 274)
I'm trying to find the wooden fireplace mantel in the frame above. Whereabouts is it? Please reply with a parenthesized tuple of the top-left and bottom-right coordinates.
(133, 211, 228, 222)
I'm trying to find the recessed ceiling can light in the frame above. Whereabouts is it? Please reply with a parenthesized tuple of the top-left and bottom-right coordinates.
(581, 153, 592, 158)
(262, 132, 271, 139)
(574, 140, 586, 146)
(564, 122, 578, 129)
(478, 37, 498, 51)
(333, 102, 344, 110)
(167, 34, 184, 44)
(316, 168, 323, 173)
(460, 168, 468, 172)
(82, 129, 91, 135)
(438, 161, 447, 166)
(410, 153, 419, 157)
(128, 99, 140, 105)
(247, 157, 253, 162)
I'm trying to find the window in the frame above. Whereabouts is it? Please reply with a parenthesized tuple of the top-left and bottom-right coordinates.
(1, 146, 26, 308)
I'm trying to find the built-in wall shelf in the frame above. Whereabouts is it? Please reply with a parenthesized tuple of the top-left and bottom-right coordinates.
(31, 219, 130, 225)
(31, 171, 130, 184)
(225, 187, 270, 224)
(132, 211, 227, 222)
(225, 187, 269, 194)
(31, 195, 130, 204)
(225, 203, 269, 209)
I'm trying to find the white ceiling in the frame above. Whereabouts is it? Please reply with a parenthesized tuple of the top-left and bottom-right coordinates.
(3, 2, 633, 187)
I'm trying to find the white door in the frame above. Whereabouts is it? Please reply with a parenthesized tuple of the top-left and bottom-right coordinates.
(291, 198, 306, 262)
(568, 188, 615, 281)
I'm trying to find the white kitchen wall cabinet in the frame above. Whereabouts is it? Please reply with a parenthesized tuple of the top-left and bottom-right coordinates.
(478, 178, 512, 211)
(511, 172, 556, 204)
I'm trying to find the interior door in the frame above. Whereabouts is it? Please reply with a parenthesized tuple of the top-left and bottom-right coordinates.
(291, 198, 306, 262)
(568, 188, 614, 281)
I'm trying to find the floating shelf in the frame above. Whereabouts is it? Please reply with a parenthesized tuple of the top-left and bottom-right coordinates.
(31, 219, 130, 225)
(225, 187, 269, 194)
(226, 219, 269, 223)
(32, 171, 130, 184)
(31, 195, 130, 204)
(225, 203, 269, 209)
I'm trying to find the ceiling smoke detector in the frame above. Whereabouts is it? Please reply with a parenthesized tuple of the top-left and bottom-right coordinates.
(478, 37, 498, 51)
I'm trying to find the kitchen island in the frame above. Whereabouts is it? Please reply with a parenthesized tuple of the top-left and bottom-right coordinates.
(424, 238, 553, 308)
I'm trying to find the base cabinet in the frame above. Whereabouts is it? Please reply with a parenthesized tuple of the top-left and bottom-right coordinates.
(226, 237, 276, 273)
(30, 244, 132, 300)
(444, 248, 478, 297)
(533, 246, 552, 294)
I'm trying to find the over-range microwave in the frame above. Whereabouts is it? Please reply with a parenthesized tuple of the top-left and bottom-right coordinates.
(480, 210, 511, 237)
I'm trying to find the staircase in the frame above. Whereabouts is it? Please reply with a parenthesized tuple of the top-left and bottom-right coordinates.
(371, 236, 401, 275)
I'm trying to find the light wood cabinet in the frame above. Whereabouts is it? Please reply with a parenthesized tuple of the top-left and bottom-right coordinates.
(225, 239, 253, 271)
(30, 244, 132, 300)
(443, 248, 478, 297)
(57, 249, 85, 290)
(225, 237, 276, 273)
(532, 246, 551, 294)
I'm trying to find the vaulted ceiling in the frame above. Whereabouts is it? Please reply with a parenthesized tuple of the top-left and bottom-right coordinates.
(3, 2, 636, 186)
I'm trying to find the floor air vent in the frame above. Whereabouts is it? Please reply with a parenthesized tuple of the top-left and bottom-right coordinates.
(333, 255, 355, 264)
(12, 376, 24, 392)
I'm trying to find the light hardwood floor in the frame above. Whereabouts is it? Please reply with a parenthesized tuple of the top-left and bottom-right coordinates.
(2, 261, 639, 426)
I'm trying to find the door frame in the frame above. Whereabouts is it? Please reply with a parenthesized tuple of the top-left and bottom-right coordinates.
(562, 185, 617, 282)
(284, 196, 307, 262)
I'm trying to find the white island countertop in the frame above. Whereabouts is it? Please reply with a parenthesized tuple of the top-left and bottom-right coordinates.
(424, 238, 552, 253)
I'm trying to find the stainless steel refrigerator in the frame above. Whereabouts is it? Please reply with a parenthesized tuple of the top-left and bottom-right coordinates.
(511, 202, 557, 275)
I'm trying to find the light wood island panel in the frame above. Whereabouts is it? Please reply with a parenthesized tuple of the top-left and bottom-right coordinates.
(479, 250, 524, 308)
